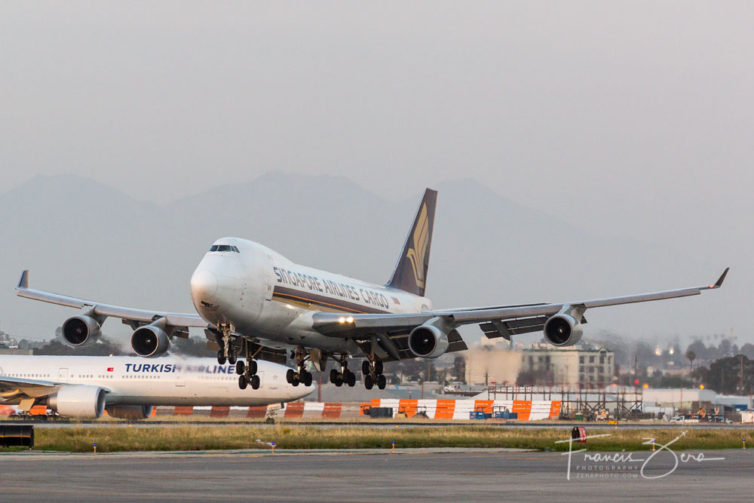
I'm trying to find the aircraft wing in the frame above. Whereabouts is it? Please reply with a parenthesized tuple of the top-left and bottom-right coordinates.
(15, 270, 208, 330)
(312, 268, 729, 360)
(0, 376, 62, 402)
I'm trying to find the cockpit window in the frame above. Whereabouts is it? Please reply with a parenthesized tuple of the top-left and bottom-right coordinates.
(209, 245, 240, 253)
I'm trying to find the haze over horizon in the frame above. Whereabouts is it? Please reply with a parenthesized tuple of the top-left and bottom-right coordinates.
(1, 2, 749, 345)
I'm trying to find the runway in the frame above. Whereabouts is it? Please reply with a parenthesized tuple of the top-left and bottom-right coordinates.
(1, 448, 751, 502)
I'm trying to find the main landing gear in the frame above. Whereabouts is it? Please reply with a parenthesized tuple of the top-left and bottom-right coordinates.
(363, 355, 386, 390)
(236, 356, 260, 391)
(214, 329, 259, 391)
(329, 354, 356, 387)
(286, 346, 314, 387)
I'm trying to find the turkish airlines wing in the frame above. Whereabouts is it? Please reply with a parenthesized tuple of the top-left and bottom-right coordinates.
(0, 376, 62, 403)
(312, 268, 729, 361)
(15, 270, 208, 330)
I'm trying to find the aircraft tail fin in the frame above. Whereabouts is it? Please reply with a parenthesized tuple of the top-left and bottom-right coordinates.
(386, 188, 437, 297)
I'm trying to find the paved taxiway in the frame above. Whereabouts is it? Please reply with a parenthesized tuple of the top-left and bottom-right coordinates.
(1, 448, 751, 502)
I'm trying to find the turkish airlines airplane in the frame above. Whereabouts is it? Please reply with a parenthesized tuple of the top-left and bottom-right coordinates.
(0, 355, 311, 418)
(16, 189, 728, 392)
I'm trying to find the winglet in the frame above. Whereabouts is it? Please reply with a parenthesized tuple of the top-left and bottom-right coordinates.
(17, 270, 29, 289)
(711, 267, 729, 289)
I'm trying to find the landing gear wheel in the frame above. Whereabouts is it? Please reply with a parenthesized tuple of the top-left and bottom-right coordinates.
(238, 375, 248, 390)
(217, 350, 226, 365)
(228, 353, 237, 365)
(345, 370, 356, 387)
(250, 375, 260, 390)
(364, 374, 374, 390)
(291, 375, 300, 387)
(362, 360, 370, 375)
(377, 374, 386, 390)
(248, 360, 258, 375)
(287, 369, 296, 384)
(329, 369, 339, 384)
(236, 361, 245, 375)
(334, 374, 344, 387)
(302, 371, 313, 387)
(374, 359, 383, 375)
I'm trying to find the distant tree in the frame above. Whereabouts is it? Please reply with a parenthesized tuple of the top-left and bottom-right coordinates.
(686, 349, 696, 370)
(740, 343, 754, 360)
(170, 337, 216, 357)
(697, 355, 754, 394)
(35, 338, 125, 356)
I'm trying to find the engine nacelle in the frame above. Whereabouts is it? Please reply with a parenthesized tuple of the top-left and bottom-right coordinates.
(131, 324, 170, 357)
(61, 315, 101, 347)
(105, 405, 154, 420)
(408, 317, 450, 359)
(543, 314, 583, 347)
(48, 385, 106, 419)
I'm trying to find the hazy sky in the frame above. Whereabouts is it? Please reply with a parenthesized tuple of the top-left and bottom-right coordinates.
(1, 2, 751, 341)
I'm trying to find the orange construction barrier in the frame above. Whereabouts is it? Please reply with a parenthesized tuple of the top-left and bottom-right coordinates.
(247, 406, 267, 418)
(174, 406, 194, 416)
(398, 399, 418, 417)
(322, 403, 342, 419)
(474, 400, 494, 415)
(511, 400, 532, 420)
(549, 401, 562, 419)
(284, 402, 305, 418)
(434, 399, 456, 419)
(210, 406, 230, 418)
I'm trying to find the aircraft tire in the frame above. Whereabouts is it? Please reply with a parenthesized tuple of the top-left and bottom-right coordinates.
(364, 374, 374, 390)
(292, 375, 300, 387)
(346, 370, 356, 387)
(250, 375, 260, 390)
(329, 369, 339, 384)
(286, 369, 295, 383)
(238, 375, 248, 390)
(377, 374, 387, 390)
(374, 359, 383, 375)
(228, 353, 237, 365)
(217, 351, 226, 365)
(302, 371, 313, 387)
(362, 361, 370, 375)
(236, 361, 245, 375)
(248, 360, 258, 375)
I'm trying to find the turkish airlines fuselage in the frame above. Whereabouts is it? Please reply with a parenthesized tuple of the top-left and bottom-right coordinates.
(0, 355, 312, 407)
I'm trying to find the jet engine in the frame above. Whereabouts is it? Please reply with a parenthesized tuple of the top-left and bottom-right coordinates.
(131, 324, 170, 357)
(60, 315, 102, 347)
(105, 405, 154, 420)
(408, 317, 450, 359)
(543, 314, 583, 347)
(48, 385, 106, 419)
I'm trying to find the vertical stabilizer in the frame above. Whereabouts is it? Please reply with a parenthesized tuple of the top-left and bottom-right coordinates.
(386, 188, 437, 297)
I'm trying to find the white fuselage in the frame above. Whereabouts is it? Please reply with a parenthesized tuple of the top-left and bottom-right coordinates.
(0, 355, 312, 406)
(190, 238, 431, 353)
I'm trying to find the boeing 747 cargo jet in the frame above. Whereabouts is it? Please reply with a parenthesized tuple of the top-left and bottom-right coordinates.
(16, 189, 728, 391)
(0, 355, 311, 418)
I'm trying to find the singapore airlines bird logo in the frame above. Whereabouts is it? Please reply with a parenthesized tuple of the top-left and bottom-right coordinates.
(406, 203, 429, 288)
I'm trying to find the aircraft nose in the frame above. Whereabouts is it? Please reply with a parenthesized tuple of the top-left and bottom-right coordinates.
(190, 269, 218, 303)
